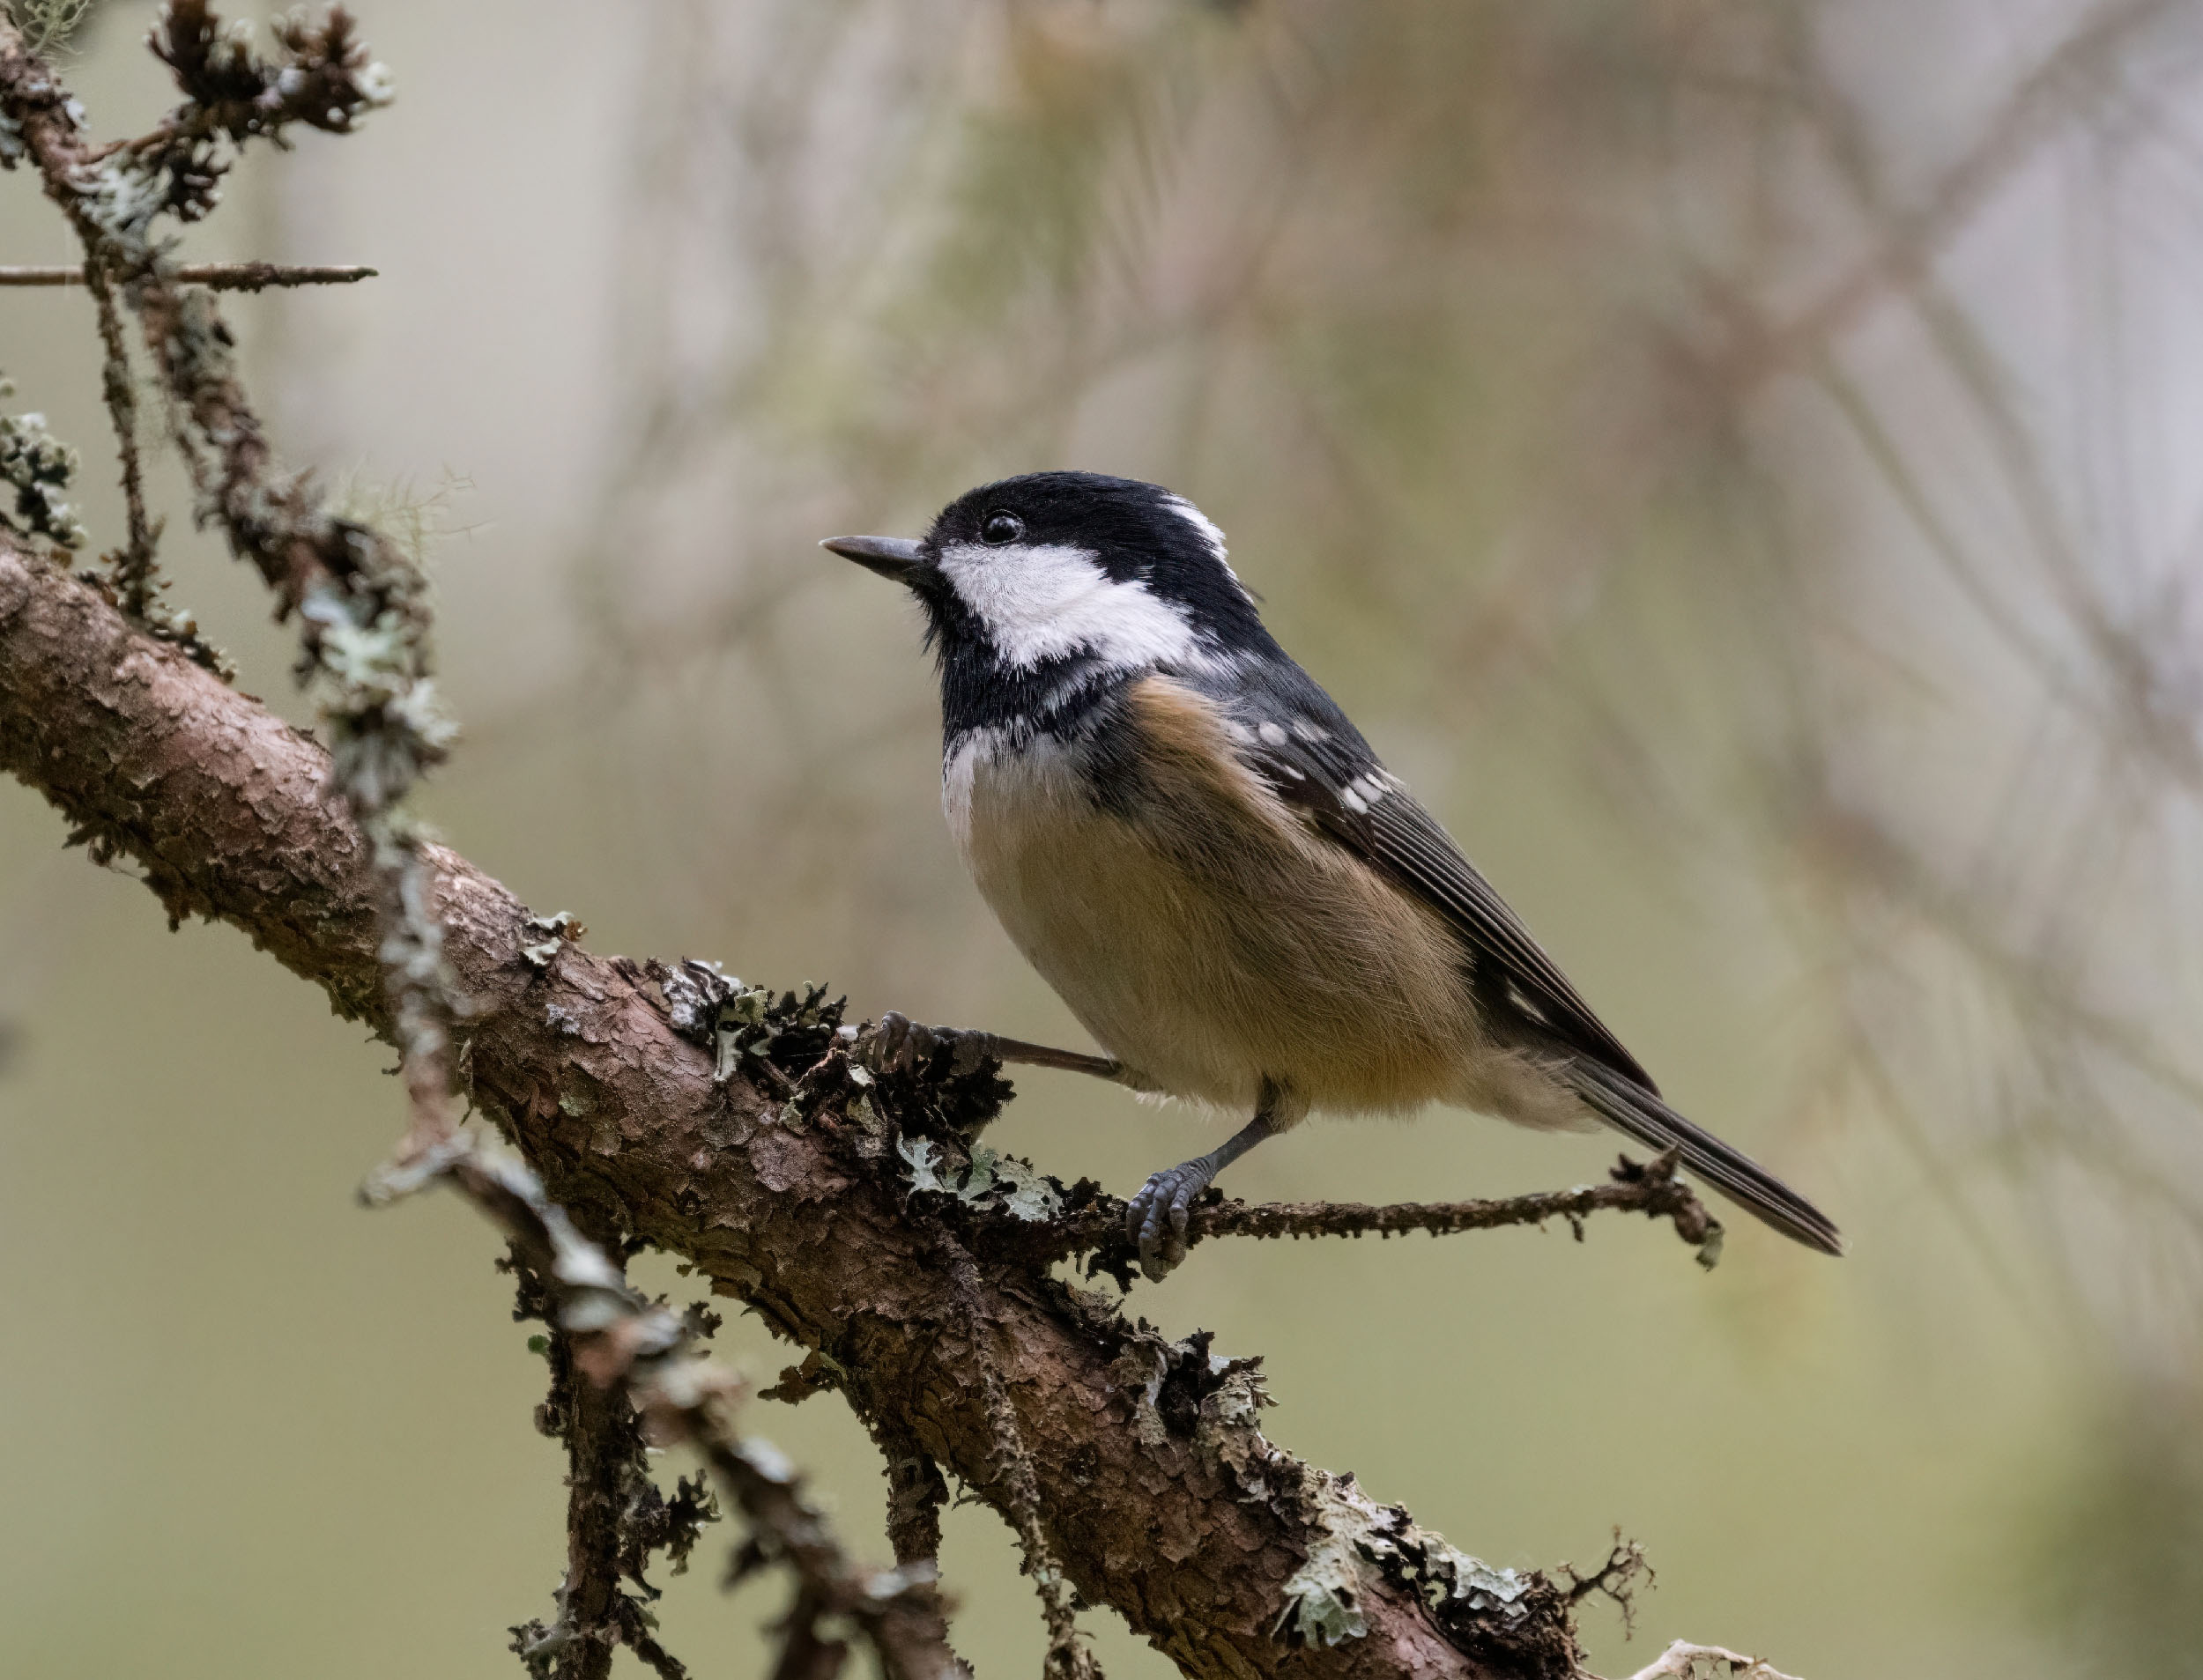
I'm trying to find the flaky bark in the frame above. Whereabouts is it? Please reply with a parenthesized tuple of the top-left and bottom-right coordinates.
(0, 537, 1589, 1679)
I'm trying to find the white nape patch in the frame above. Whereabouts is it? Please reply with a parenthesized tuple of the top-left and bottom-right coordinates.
(936, 541, 1204, 673)
(1162, 493, 1254, 600)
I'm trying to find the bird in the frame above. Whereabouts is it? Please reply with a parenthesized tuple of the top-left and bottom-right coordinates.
(822, 470, 1842, 1278)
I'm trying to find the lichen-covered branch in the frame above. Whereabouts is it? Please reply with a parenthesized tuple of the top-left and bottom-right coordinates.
(1, 4, 459, 1167)
(0, 537, 1617, 1680)
(369, 1137, 961, 1680)
(984, 1151, 1724, 1283)
(859, 1412, 964, 1675)
(85, 270, 158, 605)
(941, 1230, 1100, 1680)
(500, 1229, 718, 1680)
(870, 1417, 950, 1569)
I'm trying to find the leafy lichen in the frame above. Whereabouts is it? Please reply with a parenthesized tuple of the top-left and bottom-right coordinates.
(1279, 1470, 1532, 1648)
(1108, 1324, 1538, 1655)
(1277, 1524, 1371, 1647)
(897, 1134, 953, 1195)
(0, 376, 88, 551)
(976, 1146, 1064, 1222)
(894, 1134, 1064, 1221)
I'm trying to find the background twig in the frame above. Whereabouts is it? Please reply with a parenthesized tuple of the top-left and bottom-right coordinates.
(0, 262, 377, 288)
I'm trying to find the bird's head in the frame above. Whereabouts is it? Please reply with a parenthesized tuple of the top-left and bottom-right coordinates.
(821, 471, 1266, 685)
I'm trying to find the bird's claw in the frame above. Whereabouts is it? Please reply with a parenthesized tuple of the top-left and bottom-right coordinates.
(1124, 1158, 1216, 1281)
(864, 1010, 1000, 1077)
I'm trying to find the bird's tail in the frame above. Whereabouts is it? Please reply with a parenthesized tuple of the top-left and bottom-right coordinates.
(1564, 1060, 1843, 1256)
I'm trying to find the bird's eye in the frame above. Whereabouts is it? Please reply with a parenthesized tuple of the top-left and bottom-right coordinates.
(980, 511, 1025, 546)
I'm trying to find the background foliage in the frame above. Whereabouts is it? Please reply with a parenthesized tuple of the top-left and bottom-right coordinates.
(4, 2, 2203, 1675)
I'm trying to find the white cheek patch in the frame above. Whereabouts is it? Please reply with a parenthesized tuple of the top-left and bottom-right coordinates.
(936, 541, 1204, 673)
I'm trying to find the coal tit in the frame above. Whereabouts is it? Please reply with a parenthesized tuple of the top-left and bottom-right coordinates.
(825, 471, 1841, 1277)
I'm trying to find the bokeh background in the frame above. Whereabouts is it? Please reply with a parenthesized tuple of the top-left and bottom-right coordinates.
(5, 1, 2203, 1675)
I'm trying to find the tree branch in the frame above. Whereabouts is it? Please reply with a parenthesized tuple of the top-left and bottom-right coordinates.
(370, 1136, 958, 1680)
(0, 537, 1617, 1680)
(502, 1223, 712, 1680)
(940, 1226, 1101, 1680)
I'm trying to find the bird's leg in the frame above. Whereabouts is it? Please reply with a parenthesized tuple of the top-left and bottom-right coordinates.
(865, 1010, 1126, 1083)
(1125, 1084, 1286, 1281)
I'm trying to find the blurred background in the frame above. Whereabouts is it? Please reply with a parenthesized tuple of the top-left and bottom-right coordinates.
(4, 0, 2203, 1675)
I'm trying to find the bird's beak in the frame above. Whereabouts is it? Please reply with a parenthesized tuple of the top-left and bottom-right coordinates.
(820, 534, 929, 586)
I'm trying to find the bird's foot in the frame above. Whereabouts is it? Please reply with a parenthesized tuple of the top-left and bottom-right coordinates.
(1125, 1157, 1220, 1281)
(864, 1010, 1001, 1077)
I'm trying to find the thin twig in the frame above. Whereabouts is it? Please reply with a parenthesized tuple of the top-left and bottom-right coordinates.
(366, 1137, 966, 1680)
(869, 1418, 950, 1569)
(988, 1151, 1725, 1275)
(503, 1236, 716, 1680)
(1558, 1532, 1652, 1640)
(859, 1413, 964, 1676)
(0, 262, 378, 289)
(81, 268, 159, 607)
(939, 1229, 1100, 1680)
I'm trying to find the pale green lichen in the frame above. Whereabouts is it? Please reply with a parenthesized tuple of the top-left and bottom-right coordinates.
(75, 156, 178, 258)
(1418, 1543, 1529, 1617)
(844, 1064, 892, 1146)
(1280, 1469, 1529, 1645)
(6, 0, 95, 55)
(1694, 1223, 1725, 1270)
(975, 1146, 1063, 1221)
(711, 982, 776, 1082)
(897, 1135, 952, 1195)
(1108, 1324, 1524, 1649)
(198, 13, 257, 74)
(305, 568, 459, 814)
(1277, 1528, 1370, 1647)
(163, 286, 237, 398)
(1195, 1355, 1274, 1488)
(896, 1136, 1064, 1221)
(326, 467, 473, 570)
(708, 977, 838, 1087)
(0, 377, 88, 550)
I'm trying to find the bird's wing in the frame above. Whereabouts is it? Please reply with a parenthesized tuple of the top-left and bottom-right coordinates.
(1216, 666, 1659, 1093)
